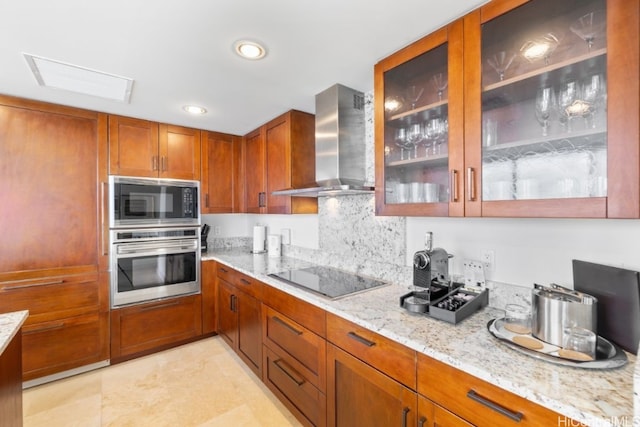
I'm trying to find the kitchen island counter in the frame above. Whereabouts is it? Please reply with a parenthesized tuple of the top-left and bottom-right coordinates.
(203, 249, 636, 426)
(0, 310, 28, 355)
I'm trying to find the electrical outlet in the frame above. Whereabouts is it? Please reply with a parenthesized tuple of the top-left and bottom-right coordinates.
(482, 250, 495, 271)
(213, 226, 221, 236)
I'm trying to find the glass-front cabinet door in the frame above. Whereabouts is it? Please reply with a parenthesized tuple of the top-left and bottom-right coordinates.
(464, 0, 639, 218)
(375, 21, 465, 217)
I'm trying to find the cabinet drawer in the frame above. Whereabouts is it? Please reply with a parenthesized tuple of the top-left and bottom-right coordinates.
(263, 306, 326, 391)
(264, 346, 326, 427)
(21, 311, 109, 381)
(233, 271, 262, 299)
(110, 294, 202, 360)
(326, 312, 416, 389)
(0, 273, 102, 324)
(263, 285, 326, 337)
(216, 264, 237, 284)
(418, 354, 575, 426)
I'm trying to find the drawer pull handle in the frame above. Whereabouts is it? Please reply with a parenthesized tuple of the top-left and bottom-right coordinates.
(1, 279, 65, 291)
(467, 390, 523, 422)
(138, 300, 181, 312)
(401, 407, 410, 427)
(347, 331, 376, 347)
(23, 321, 66, 334)
(272, 316, 303, 335)
(418, 416, 427, 427)
(239, 278, 251, 285)
(273, 359, 305, 386)
(220, 267, 229, 273)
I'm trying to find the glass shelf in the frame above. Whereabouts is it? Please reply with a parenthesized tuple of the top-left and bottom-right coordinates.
(387, 100, 448, 125)
(386, 153, 448, 169)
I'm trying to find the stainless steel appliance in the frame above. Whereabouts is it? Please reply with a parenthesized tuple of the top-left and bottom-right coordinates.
(269, 265, 387, 300)
(110, 227, 200, 307)
(272, 84, 374, 197)
(531, 283, 597, 347)
(109, 176, 199, 228)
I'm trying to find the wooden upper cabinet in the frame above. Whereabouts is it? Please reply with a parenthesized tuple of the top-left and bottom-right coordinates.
(375, 0, 639, 218)
(243, 110, 317, 215)
(109, 116, 201, 180)
(109, 116, 159, 178)
(201, 131, 242, 213)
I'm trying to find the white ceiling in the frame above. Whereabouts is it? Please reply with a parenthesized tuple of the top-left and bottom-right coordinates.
(1, 0, 486, 135)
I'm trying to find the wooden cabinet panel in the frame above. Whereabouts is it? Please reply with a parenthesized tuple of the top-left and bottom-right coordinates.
(22, 312, 109, 381)
(0, 328, 23, 427)
(110, 294, 202, 361)
(108, 115, 159, 177)
(418, 353, 573, 426)
(0, 98, 106, 275)
(244, 128, 266, 213)
(326, 312, 416, 389)
(262, 285, 326, 337)
(201, 131, 242, 213)
(0, 273, 101, 325)
(201, 260, 217, 335)
(233, 270, 262, 300)
(159, 124, 201, 180)
(237, 289, 262, 376)
(263, 345, 326, 427)
(217, 278, 238, 347)
(327, 343, 417, 427)
(263, 305, 326, 391)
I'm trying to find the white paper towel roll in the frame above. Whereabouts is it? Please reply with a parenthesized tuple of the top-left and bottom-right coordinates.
(253, 225, 266, 253)
(268, 234, 281, 257)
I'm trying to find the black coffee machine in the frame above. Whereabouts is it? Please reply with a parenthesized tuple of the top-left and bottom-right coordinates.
(201, 224, 210, 253)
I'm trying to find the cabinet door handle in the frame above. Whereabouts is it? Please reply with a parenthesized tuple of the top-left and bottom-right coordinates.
(138, 300, 180, 312)
(101, 181, 109, 256)
(23, 321, 66, 334)
(450, 170, 459, 202)
(161, 156, 167, 172)
(418, 416, 427, 427)
(272, 316, 303, 336)
(273, 359, 305, 386)
(258, 192, 266, 207)
(347, 331, 376, 347)
(152, 155, 158, 171)
(205, 193, 210, 208)
(1, 279, 64, 291)
(230, 294, 237, 312)
(401, 407, 410, 427)
(467, 167, 476, 201)
(467, 390, 523, 422)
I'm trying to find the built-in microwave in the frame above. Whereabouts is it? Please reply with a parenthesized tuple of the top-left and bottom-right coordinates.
(109, 176, 200, 228)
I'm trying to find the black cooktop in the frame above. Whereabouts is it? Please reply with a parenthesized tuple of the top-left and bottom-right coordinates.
(269, 266, 387, 299)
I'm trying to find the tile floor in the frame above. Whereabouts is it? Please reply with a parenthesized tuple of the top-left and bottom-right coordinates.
(23, 337, 302, 427)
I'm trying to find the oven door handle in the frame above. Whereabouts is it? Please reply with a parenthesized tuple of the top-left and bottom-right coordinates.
(116, 240, 198, 255)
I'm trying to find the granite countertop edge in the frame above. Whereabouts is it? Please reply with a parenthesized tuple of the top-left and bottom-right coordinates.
(202, 249, 636, 427)
(0, 310, 28, 355)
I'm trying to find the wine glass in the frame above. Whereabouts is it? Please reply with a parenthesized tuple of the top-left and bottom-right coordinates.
(535, 87, 554, 136)
(425, 118, 445, 155)
(406, 123, 424, 158)
(557, 81, 579, 132)
(582, 74, 604, 129)
(431, 73, 448, 101)
(570, 10, 606, 52)
(487, 51, 516, 81)
(406, 85, 424, 110)
(520, 33, 560, 65)
(394, 127, 410, 160)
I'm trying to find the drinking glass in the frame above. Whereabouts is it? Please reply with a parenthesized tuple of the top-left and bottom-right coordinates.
(394, 127, 410, 160)
(582, 74, 604, 129)
(406, 85, 424, 110)
(487, 51, 516, 81)
(425, 118, 444, 155)
(557, 81, 579, 132)
(570, 10, 606, 52)
(406, 123, 424, 158)
(431, 73, 448, 101)
(535, 87, 554, 136)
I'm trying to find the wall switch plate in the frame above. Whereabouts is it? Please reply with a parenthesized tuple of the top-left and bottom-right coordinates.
(463, 259, 486, 290)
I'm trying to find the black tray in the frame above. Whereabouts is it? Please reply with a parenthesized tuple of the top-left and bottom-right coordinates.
(400, 286, 488, 324)
(487, 318, 628, 369)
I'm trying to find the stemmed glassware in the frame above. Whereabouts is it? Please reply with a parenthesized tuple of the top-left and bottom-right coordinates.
(394, 128, 410, 160)
(570, 10, 606, 52)
(535, 87, 554, 136)
(582, 74, 604, 129)
(557, 81, 579, 132)
(406, 85, 424, 110)
(406, 123, 424, 158)
(487, 51, 516, 81)
(520, 33, 560, 65)
(431, 73, 448, 101)
(424, 118, 447, 156)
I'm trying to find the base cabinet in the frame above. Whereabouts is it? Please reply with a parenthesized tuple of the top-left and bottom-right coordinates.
(201, 260, 217, 335)
(110, 294, 202, 362)
(0, 328, 23, 427)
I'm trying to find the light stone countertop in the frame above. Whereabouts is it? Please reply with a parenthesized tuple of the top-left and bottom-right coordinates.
(0, 310, 28, 355)
(202, 248, 637, 427)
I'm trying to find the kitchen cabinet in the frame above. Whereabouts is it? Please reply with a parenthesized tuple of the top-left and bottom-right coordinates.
(201, 131, 243, 213)
(243, 110, 317, 214)
(375, 0, 639, 218)
(201, 260, 217, 335)
(262, 286, 327, 426)
(109, 116, 201, 180)
(418, 396, 474, 427)
(0, 326, 23, 427)
(0, 95, 110, 381)
(110, 294, 202, 362)
(216, 265, 263, 376)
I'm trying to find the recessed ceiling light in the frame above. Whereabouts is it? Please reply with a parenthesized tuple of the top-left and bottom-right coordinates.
(234, 40, 267, 60)
(183, 105, 207, 115)
(23, 53, 133, 103)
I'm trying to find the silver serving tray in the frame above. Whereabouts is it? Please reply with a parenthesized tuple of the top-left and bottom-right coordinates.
(487, 318, 627, 369)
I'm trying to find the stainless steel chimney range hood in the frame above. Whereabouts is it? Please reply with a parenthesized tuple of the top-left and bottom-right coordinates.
(272, 84, 374, 197)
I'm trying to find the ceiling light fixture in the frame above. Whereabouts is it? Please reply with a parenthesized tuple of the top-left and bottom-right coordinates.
(183, 105, 207, 115)
(234, 40, 267, 60)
